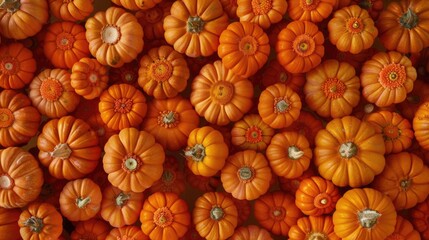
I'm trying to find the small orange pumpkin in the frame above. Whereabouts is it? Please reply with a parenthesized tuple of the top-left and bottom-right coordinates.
(230, 225, 273, 240)
(0, 207, 20, 240)
(48, 0, 94, 21)
(70, 57, 109, 100)
(288, 215, 340, 240)
(135, 1, 172, 40)
(0, 43, 36, 90)
(230, 114, 275, 151)
(411, 198, 429, 239)
(288, 0, 337, 22)
(70, 218, 111, 240)
(236, 0, 287, 29)
(106, 226, 148, 240)
(413, 101, 429, 150)
(385, 215, 421, 240)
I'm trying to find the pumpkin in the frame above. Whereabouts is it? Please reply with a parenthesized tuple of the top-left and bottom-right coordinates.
(70, 218, 111, 240)
(48, 0, 94, 21)
(230, 225, 273, 240)
(148, 156, 186, 195)
(288, 215, 340, 240)
(278, 168, 316, 194)
(413, 101, 429, 150)
(221, 150, 272, 201)
(230, 114, 275, 151)
(314, 116, 386, 187)
(258, 83, 302, 129)
(106, 226, 148, 240)
(108, 60, 139, 87)
(0, 207, 20, 240)
(254, 191, 303, 236)
(260, 59, 305, 95)
(365, 110, 414, 154)
(185, 168, 221, 192)
(411, 198, 429, 239)
(0, 43, 36, 89)
(333, 188, 397, 240)
(135, 1, 172, 40)
(351, 0, 384, 20)
(377, 0, 429, 54)
(288, 0, 337, 22)
(184, 126, 229, 177)
(138, 45, 190, 99)
(43, 21, 90, 69)
(295, 176, 341, 216)
(0, 0, 49, 40)
(135, 0, 163, 10)
(0, 90, 40, 147)
(304, 59, 361, 118)
(100, 184, 144, 228)
(276, 20, 325, 73)
(0, 147, 43, 209)
(70, 57, 109, 100)
(37, 115, 101, 180)
(85, 6, 144, 68)
(361, 51, 417, 107)
(236, 0, 287, 29)
(220, 0, 239, 19)
(371, 152, 429, 210)
(98, 84, 147, 131)
(59, 178, 102, 222)
(163, 0, 229, 57)
(281, 110, 323, 147)
(266, 131, 312, 179)
(18, 202, 63, 240)
(328, 5, 378, 54)
(193, 191, 238, 240)
(386, 215, 421, 240)
(103, 127, 165, 193)
(29, 68, 80, 118)
(111, 0, 140, 11)
(217, 21, 270, 78)
(190, 60, 254, 126)
(140, 191, 191, 240)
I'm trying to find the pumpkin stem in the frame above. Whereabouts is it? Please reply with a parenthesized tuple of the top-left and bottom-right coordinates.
(187, 16, 205, 34)
(0, 0, 20, 13)
(0, 174, 13, 189)
(159, 111, 178, 128)
(400, 8, 419, 29)
(51, 143, 72, 159)
(184, 144, 206, 162)
(212, 81, 234, 105)
(363, 103, 375, 114)
(238, 166, 254, 182)
(359, 0, 373, 9)
(406, 95, 421, 104)
(76, 196, 91, 208)
(400, 178, 412, 191)
(308, 232, 328, 240)
(154, 207, 173, 228)
(123, 156, 141, 172)
(0, 108, 14, 128)
(339, 142, 358, 158)
(358, 209, 381, 228)
(314, 193, 331, 209)
(210, 206, 224, 221)
(151, 59, 173, 82)
(271, 207, 285, 220)
(245, 126, 263, 143)
(40, 78, 64, 101)
(162, 169, 176, 184)
(288, 146, 304, 160)
(23, 216, 44, 233)
(275, 99, 290, 113)
(115, 192, 130, 207)
(101, 25, 121, 45)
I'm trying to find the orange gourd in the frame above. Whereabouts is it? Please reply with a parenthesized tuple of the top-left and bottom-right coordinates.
(85, 6, 144, 68)
(230, 114, 275, 151)
(288, 0, 337, 22)
(48, 0, 94, 21)
(29, 68, 80, 118)
(314, 116, 386, 187)
(138, 45, 190, 99)
(0, 43, 36, 89)
(59, 178, 102, 222)
(304, 59, 361, 118)
(254, 191, 303, 237)
(266, 131, 312, 179)
(371, 152, 429, 210)
(106, 226, 148, 240)
(365, 110, 414, 154)
(221, 150, 272, 200)
(360, 51, 417, 107)
(288, 215, 340, 240)
(100, 184, 144, 227)
(163, 0, 229, 57)
(276, 20, 325, 73)
(333, 188, 397, 240)
(295, 176, 341, 216)
(70, 218, 111, 240)
(236, 0, 287, 29)
(43, 21, 90, 69)
(0, 0, 49, 40)
(218, 21, 270, 78)
(99, 84, 147, 131)
(0, 90, 40, 147)
(190, 60, 254, 126)
(140, 192, 191, 240)
(0, 147, 43, 209)
(70, 57, 109, 100)
(193, 192, 238, 240)
(258, 83, 302, 129)
(184, 126, 229, 177)
(37, 115, 101, 180)
(103, 127, 165, 193)
(18, 202, 63, 240)
(328, 5, 378, 54)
